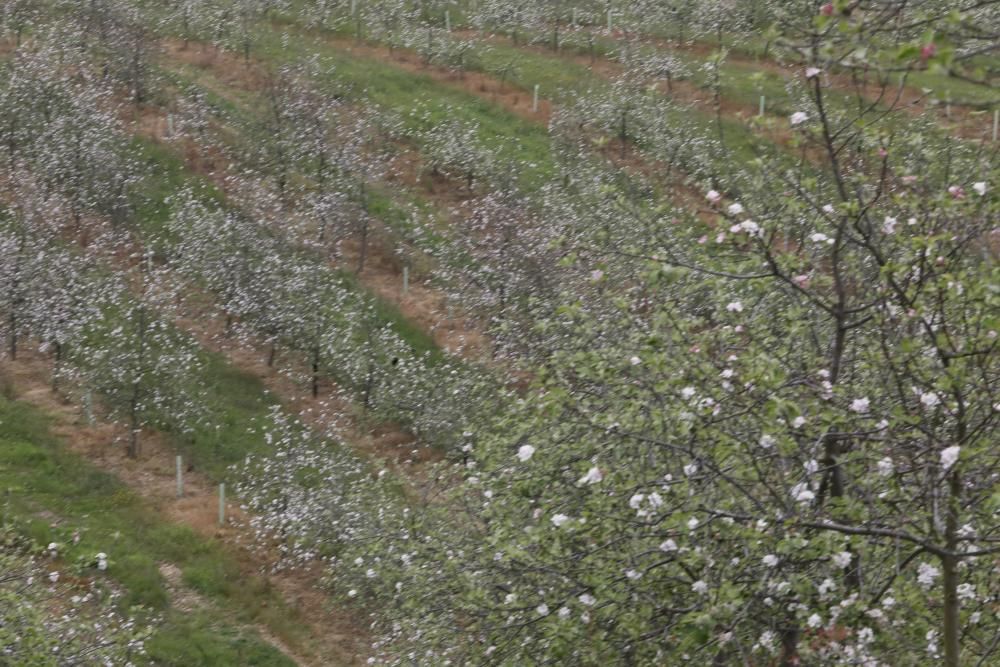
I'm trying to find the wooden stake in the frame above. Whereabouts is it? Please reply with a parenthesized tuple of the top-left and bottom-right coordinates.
(84, 389, 95, 425)
(218, 483, 225, 525)
(176, 456, 183, 498)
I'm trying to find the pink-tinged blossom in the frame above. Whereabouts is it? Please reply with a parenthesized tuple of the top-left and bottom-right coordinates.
(948, 185, 965, 199)
(536, 603, 550, 616)
(659, 538, 678, 552)
(792, 416, 807, 428)
(691, 580, 708, 594)
(805, 67, 822, 79)
(973, 181, 987, 196)
(578, 467, 604, 485)
(727, 202, 744, 215)
(516, 445, 535, 462)
(726, 301, 743, 313)
(883, 217, 897, 234)
(551, 514, 570, 527)
(820, 3, 834, 16)
(629, 355, 641, 366)
(48, 571, 59, 584)
(762, 554, 779, 567)
(687, 517, 699, 531)
(579, 593, 596, 606)
(706, 189, 722, 203)
(759, 434, 776, 449)
(807, 614, 823, 629)
(590, 269, 604, 282)
(790, 111, 809, 126)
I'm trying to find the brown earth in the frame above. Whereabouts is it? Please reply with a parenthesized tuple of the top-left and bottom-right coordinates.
(0, 348, 369, 667)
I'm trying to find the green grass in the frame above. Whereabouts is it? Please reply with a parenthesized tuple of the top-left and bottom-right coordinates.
(257, 22, 561, 186)
(0, 394, 298, 666)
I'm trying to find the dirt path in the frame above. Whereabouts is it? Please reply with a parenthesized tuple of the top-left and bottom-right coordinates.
(0, 350, 369, 666)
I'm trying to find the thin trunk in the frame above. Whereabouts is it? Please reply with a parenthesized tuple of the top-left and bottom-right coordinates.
(7, 311, 15, 360)
(311, 346, 320, 398)
(357, 219, 369, 274)
(129, 307, 147, 459)
(51, 342, 62, 392)
(941, 471, 961, 667)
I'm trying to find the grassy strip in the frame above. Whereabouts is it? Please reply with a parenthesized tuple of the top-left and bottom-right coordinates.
(0, 392, 298, 666)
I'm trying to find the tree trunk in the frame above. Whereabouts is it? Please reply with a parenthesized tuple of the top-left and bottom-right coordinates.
(941, 470, 961, 667)
(311, 346, 320, 398)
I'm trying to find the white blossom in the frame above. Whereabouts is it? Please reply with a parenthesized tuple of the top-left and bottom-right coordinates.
(917, 562, 940, 588)
(516, 445, 535, 462)
(940, 446, 961, 471)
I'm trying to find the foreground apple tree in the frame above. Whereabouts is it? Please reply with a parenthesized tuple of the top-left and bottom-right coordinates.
(282, 3, 998, 666)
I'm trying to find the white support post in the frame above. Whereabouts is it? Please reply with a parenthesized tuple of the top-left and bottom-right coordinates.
(533, 84, 540, 112)
(607, 10, 613, 31)
(571, 8, 577, 28)
(176, 456, 183, 498)
(350, 0, 356, 16)
(759, 95, 765, 117)
(445, 10, 450, 32)
(402, 265, 409, 295)
(166, 113, 175, 138)
(84, 389, 95, 425)
(993, 109, 998, 142)
(218, 483, 225, 525)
